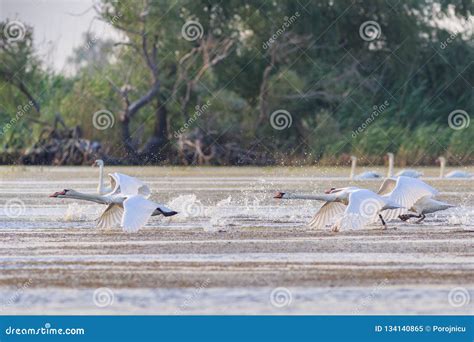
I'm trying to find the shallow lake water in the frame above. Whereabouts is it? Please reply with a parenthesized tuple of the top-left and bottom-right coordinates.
(0, 165, 473, 314)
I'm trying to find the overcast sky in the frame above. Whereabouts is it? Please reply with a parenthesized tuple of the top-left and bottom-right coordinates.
(0, 0, 119, 74)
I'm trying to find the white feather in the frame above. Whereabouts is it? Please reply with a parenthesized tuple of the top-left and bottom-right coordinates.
(378, 176, 438, 220)
(121, 195, 158, 233)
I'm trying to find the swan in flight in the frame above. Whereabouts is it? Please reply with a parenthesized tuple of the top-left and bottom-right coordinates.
(50, 173, 176, 232)
(438, 157, 472, 179)
(387, 153, 423, 178)
(350, 156, 381, 180)
(274, 187, 403, 231)
(377, 176, 454, 223)
(93, 160, 151, 196)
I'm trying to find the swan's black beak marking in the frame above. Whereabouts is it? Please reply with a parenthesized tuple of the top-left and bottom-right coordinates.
(274, 192, 285, 199)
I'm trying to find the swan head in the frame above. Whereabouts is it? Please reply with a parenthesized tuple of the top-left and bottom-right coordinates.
(49, 189, 72, 198)
(274, 192, 286, 199)
(92, 159, 104, 167)
(437, 156, 446, 164)
(324, 187, 337, 194)
(350, 155, 357, 161)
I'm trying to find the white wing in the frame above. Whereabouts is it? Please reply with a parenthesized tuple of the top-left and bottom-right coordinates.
(338, 190, 385, 230)
(377, 178, 397, 196)
(106, 173, 121, 195)
(106, 173, 151, 198)
(121, 195, 158, 233)
(308, 202, 346, 229)
(97, 204, 123, 229)
(381, 176, 438, 220)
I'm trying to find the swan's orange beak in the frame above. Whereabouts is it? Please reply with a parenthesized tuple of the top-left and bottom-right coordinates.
(49, 190, 66, 197)
(274, 192, 285, 199)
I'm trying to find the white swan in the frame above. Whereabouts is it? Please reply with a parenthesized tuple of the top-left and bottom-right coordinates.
(438, 157, 472, 179)
(50, 173, 176, 232)
(387, 153, 423, 178)
(350, 156, 381, 180)
(274, 187, 403, 231)
(93, 160, 151, 197)
(377, 176, 454, 223)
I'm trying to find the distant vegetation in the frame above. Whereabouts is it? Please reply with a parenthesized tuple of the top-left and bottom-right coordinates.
(0, 0, 473, 166)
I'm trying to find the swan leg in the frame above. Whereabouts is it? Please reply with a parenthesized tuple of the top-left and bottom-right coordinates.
(378, 214, 387, 229)
(415, 214, 426, 224)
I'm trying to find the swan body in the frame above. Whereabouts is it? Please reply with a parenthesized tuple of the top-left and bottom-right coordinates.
(377, 176, 454, 222)
(395, 169, 423, 178)
(50, 173, 176, 232)
(438, 157, 472, 179)
(386, 153, 423, 178)
(350, 156, 381, 180)
(411, 196, 455, 215)
(275, 187, 402, 231)
(355, 171, 381, 179)
(445, 171, 472, 178)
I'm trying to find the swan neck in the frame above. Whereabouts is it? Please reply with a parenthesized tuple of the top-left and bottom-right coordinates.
(285, 193, 336, 201)
(98, 164, 104, 193)
(439, 160, 445, 178)
(350, 158, 356, 179)
(65, 191, 108, 204)
(387, 154, 394, 177)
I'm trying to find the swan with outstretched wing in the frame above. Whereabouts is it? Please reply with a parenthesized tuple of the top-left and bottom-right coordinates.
(275, 187, 402, 231)
(50, 173, 175, 232)
(378, 176, 453, 223)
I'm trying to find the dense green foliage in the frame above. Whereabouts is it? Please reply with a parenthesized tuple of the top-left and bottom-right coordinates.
(0, 0, 473, 165)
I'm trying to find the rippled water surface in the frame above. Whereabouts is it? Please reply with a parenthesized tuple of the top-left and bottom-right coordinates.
(0, 166, 473, 314)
